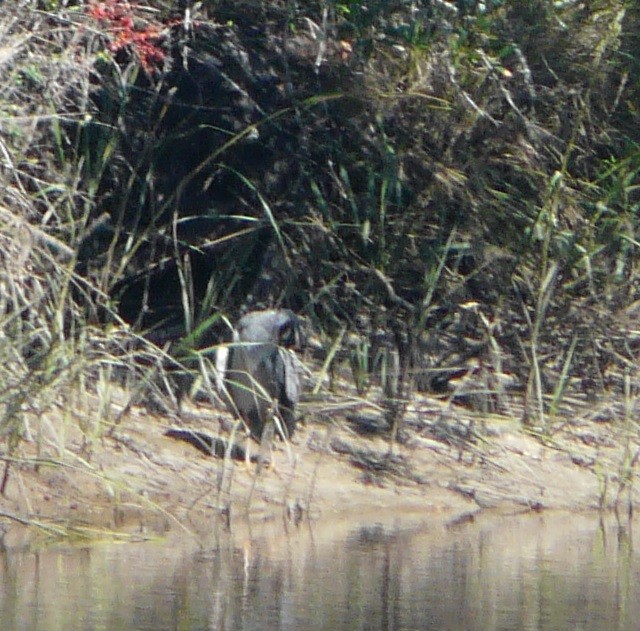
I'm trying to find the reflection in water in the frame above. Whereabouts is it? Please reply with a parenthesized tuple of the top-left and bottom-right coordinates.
(0, 513, 638, 631)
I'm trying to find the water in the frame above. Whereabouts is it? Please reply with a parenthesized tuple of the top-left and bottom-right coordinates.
(1, 512, 638, 631)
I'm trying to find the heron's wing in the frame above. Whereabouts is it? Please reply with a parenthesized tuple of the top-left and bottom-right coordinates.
(276, 348, 300, 407)
(224, 345, 273, 438)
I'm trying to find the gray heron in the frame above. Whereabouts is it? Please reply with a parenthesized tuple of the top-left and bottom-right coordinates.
(217, 309, 302, 441)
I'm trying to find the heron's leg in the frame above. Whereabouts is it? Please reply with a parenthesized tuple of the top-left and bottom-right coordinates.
(246, 420, 274, 510)
(244, 436, 252, 470)
(257, 418, 275, 469)
(272, 408, 295, 466)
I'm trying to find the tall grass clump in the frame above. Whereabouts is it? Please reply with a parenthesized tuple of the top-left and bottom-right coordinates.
(0, 4, 179, 526)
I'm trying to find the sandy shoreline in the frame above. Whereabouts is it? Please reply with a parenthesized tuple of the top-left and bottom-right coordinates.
(1, 387, 638, 549)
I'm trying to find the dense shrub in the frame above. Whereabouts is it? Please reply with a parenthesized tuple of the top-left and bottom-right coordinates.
(1, 0, 639, 434)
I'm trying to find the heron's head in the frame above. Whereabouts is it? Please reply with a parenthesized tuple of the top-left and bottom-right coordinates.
(276, 310, 303, 349)
(235, 309, 303, 349)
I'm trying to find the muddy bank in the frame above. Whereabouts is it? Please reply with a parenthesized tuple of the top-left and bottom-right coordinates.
(1, 382, 638, 550)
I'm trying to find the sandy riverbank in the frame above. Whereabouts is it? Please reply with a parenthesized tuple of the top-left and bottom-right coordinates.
(1, 386, 638, 548)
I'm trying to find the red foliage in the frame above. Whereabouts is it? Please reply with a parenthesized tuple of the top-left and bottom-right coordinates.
(88, 0, 166, 75)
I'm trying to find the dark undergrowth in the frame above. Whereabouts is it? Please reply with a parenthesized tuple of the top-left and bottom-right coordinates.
(1, 0, 639, 532)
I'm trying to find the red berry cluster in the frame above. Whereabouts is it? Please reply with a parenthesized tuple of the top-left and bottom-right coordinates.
(88, 0, 166, 74)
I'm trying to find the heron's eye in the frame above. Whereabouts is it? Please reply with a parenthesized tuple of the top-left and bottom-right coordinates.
(279, 321, 299, 348)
